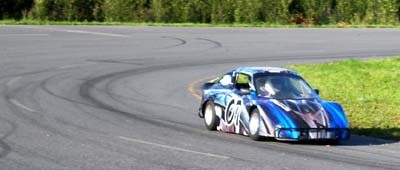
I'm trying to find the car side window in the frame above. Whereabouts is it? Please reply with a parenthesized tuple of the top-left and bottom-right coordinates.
(235, 73, 250, 90)
(219, 74, 233, 86)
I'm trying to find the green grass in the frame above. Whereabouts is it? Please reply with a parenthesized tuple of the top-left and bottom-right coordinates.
(287, 57, 400, 140)
(1, 19, 400, 28)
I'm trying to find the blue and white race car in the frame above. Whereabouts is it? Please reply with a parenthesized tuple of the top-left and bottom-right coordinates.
(198, 67, 349, 142)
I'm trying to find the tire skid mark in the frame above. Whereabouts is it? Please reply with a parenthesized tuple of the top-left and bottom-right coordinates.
(103, 73, 187, 112)
(0, 68, 55, 81)
(1, 71, 187, 167)
(3, 71, 74, 140)
(2, 73, 170, 167)
(80, 73, 201, 132)
(79, 62, 221, 130)
(0, 140, 11, 159)
(196, 38, 223, 49)
(39, 72, 131, 129)
(8, 70, 223, 168)
(39, 73, 98, 108)
(0, 69, 62, 159)
(0, 117, 17, 158)
(81, 73, 259, 164)
(78, 62, 399, 170)
(160, 36, 187, 48)
(5, 96, 72, 140)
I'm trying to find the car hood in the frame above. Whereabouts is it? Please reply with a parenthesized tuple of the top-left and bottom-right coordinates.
(258, 99, 348, 129)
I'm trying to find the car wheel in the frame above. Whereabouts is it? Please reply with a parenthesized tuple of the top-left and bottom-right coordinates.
(203, 101, 219, 130)
(249, 108, 262, 141)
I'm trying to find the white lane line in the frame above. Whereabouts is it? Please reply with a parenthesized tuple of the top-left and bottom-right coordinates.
(65, 30, 128, 37)
(279, 49, 326, 54)
(8, 99, 36, 112)
(0, 34, 49, 37)
(18, 26, 128, 37)
(118, 136, 229, 159)
(58, 63, 95, 69)
(59, 65, 79, 69)
(6, 77, 21, 87)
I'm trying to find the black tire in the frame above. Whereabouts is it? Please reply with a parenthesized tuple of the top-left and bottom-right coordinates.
(322, 139, 340, 145)
(203, 101, 220, 130)
(249, 108, 262, 141)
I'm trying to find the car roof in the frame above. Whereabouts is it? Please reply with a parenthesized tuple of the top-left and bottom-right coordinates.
(232, 67, 299, 76)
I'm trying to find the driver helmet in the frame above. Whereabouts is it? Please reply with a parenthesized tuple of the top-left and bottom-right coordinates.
(269, 77, 284, 92)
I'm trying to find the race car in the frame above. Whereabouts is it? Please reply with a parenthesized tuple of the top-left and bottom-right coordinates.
(198, 67, 349, 142)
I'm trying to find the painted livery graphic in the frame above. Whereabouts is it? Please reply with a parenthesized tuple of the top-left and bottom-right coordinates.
(218, 95, 249, 135)
(199, 67, 349, 142)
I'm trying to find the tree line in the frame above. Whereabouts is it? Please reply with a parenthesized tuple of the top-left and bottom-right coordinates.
(1, 0, 400, 25)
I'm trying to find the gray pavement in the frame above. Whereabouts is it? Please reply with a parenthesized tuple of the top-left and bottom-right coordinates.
(0, 25, 399, 170)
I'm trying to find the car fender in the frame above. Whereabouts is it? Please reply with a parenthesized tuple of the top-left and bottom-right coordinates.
(320, 101, 349, 128)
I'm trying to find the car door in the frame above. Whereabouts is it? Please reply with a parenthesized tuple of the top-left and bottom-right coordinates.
(223, 72, 251, 134)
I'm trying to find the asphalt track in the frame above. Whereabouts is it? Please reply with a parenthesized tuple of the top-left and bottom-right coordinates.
(0, 25, 399, 170)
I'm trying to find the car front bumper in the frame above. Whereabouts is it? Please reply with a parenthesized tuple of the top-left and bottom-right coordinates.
(274, 128, 349, 141)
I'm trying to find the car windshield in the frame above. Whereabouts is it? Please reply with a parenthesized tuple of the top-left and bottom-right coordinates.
(254, 74, 318, 99)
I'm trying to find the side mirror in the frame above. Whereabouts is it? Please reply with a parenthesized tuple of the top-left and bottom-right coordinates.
(240, 88, 250, 95)
(202, 82, 214, 89)
(314, 89, 319, 95)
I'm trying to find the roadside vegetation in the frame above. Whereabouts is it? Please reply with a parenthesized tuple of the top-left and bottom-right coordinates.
(1, 0, 400, 27)
(288, 57, 400, 140)
(2, 19, 400, 28)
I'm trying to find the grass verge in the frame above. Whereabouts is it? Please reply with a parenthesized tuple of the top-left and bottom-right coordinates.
(1, 19, 400, 28)
(287, 57, 400, 140)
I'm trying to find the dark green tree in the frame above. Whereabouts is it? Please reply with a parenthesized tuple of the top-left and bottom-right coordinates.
(210, 0, 236, 23)
(0, 0, 34, 19)
(260, 0, 291, 24)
